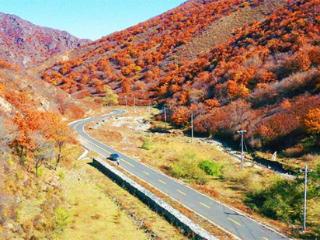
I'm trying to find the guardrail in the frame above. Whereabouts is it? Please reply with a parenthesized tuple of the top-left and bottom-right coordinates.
(91, 157, 217, 240)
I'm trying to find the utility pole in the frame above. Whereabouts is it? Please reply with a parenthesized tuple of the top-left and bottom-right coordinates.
(125, 95, 128, 107)
(133, 96, 136, 113)
(163, 106, 167, 122)
(148, 101, 151, 114)
(301, 164, 312, 232)
(303, 165, 308, 232)
(237, 130, 247, 169)
(191, 112, 194, 142)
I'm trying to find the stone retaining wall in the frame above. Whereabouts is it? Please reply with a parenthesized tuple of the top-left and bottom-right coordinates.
(92, 157, 218, 240)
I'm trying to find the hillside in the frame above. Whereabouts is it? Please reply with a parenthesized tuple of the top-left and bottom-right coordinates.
(0, 1, 317, 238)
(0, 57, 105, 238)
(41, 0, 279, 97)
(0, 12, 89, 67)
(41, 0, 320, 154)
(0, 62, 89, 119)
(0, 57, 188, 238)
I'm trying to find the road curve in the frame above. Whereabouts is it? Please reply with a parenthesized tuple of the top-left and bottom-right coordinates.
(70, 110, 290, 240)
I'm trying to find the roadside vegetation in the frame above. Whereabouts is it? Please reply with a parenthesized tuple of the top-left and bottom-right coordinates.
(0, 141, 79, 239)
(144, 126, 320, 238)
(245, 166, 320, 238)
(57, 156, 186, 240)
(1, 0, 316, 238)
(88, 107, 320, 238)
(1, 125, 184, 239)
(0, 77, 181, 239)
(168, 152, 209, 185)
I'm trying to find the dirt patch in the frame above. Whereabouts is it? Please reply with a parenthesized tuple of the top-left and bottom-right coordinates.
(175, 0, 285, 61)
(98, 129, 123, 143)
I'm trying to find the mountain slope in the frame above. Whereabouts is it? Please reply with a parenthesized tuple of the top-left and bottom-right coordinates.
(42, 0, 276, 98)
(175, 0, 284, 61)
(0, 12, 89, 66)
(41, 0, 320, 151)
(0, 58, 95, 127)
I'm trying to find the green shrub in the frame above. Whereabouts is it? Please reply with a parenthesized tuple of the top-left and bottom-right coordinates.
(54, 207, 71, 231)
(141, 138, 153, 150)
(103, 85, 118, 106)
(37, 166, 44, 177)
(223, 165, 252, 184)
(245, 179, 303, 224)
(57, 169, 65, 180)
(198, 160, 222, 177)
(169, 157, 208, 184)
(245, 164, 320, 238)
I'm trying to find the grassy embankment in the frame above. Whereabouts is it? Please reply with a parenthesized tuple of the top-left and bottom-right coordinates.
(3, 140, 186, 240)
(57, 154, 187, 240)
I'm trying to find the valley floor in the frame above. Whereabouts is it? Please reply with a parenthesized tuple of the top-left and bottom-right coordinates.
(86, 106, 320, 239)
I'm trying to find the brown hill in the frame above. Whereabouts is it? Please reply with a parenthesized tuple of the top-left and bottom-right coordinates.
(41, 0, 278, 97)
(175, 0, 284, 61)
(41, 0, 320, 151)
(0, 60, 92, 122)
(0, 12, 89, 67)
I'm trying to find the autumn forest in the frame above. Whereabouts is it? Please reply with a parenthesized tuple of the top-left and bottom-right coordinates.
(0, 0, 320, 239)
(42, 0, 320, 153)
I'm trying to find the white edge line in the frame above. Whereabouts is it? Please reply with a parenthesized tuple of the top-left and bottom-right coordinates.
(83, 127, 289, 239)
(95, 156, 217, 240)
(152, 163, 291, 239)
(77, 111, 289, 240)
(72, 111, 290, 240)
(77, 120, 241, 239)
(103, 155, 241, 240)
(78, 148, 89, 160)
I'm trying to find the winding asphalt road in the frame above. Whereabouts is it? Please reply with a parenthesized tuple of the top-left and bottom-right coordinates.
(70, 110, 289, 240)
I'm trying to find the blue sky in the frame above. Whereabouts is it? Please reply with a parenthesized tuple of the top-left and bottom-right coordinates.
(0, 0, 186, 40)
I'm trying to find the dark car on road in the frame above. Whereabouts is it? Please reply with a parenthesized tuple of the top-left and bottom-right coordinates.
(108, 153, 120, 162)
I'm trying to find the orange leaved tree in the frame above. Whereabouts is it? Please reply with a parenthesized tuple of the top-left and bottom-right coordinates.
(40, 113, 75, 169)
(305, 108, 320, 145)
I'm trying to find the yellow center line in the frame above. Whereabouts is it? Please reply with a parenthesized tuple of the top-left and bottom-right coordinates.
(177, 189, 187, 196)
(122, 159, 135, 167)
(87, 138, 111, 155)
(199, 202, 211, 209)
(228, 217, 241, 226)
(262, 237, 269, 240)
(143, 171, 150, 176)
(158, 179, 167, 184)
